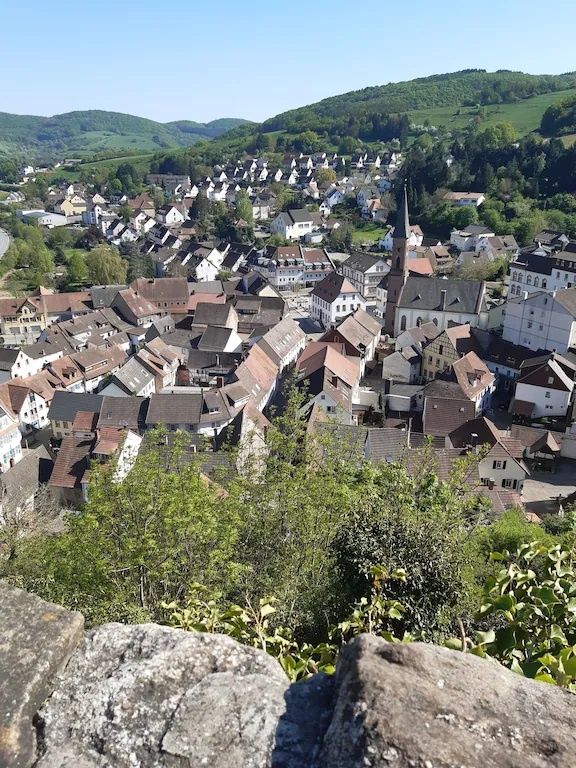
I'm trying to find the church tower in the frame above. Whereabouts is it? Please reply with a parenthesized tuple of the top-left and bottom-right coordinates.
(383, 185, 410, 336)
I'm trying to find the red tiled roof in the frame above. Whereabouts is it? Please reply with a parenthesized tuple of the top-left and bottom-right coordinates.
(49, 435, 93, 489)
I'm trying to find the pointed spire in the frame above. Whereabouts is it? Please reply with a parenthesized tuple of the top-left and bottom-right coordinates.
(394, 183, 410, 241)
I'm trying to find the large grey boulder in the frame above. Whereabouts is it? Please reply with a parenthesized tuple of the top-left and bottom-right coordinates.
(0, 581, 84, 768)
(35, 623, 290, 768)
(319, 634, 576, 768)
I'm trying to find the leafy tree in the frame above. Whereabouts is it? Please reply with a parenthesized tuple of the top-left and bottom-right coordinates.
(235, 190, 253, 225)
(86, 245, 128, 285)
(190, 192, 210, 222)
(121, 241, 153, 282)
(453, 205, 479, 229)
(8, 431, 242, 625)
(333, 452, 487, 639)
(316, 168, 337, 185)
(67, 252, 88, 285)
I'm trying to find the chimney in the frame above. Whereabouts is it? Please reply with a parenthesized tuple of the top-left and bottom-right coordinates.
(440, 289, 447, 310)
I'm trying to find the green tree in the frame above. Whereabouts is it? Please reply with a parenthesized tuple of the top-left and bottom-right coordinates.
(333, 452, 486, 639)
(8, 432, 242, 625)
(316, 168, 337, 186)
(235, 190, 253, 225)
(67, 252, 88, 285)
(190, 192, 210, 222)
(86, 245, 128, 285)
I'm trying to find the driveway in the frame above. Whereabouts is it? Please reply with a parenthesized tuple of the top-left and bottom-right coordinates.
(522, 459, 576, 517)
(0, 228, 10, 259)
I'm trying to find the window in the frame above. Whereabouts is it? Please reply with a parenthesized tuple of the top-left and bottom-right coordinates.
(439, 344, 444, 355)
(492, 460, 506, 469)
(400, 315, 407, 331)
(534, 277, 539, 288)
(428, 355, 433, 363)
(512, 271, 518, 281)
(527, 321, 532, 328)
(542, 280, 547, 289)
(545, 391, 551, 398)
(548, 377, 554, 384)
(527, 275, 532, 285)
(502, 479, 515, 489)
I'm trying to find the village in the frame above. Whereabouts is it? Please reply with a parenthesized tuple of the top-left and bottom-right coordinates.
(0, 147, 574, 525)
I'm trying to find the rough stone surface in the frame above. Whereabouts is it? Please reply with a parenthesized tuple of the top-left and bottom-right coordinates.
(35, 623, 289, 767)
(3, 582, 576, 768)
(319, 634, 576, 768)
(0, 581, 84, 768)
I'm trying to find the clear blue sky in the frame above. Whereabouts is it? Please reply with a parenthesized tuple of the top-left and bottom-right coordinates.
(2, 0, 574, 123)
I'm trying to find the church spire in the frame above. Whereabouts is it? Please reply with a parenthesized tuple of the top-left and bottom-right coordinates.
(394, 183, 410, 241)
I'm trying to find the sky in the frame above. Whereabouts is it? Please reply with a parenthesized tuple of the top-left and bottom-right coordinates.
(2, 0, 575, 124)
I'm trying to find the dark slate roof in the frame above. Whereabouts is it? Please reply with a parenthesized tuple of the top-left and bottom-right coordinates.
(0, 348, 21, 370)
(0, 445, 52, 500)
(145, 393, 203, 426)
(399, 276, 484, 314)
(511, 249, 554, 276)
(97, 396, 148, 431)
(90, 285, 126, 308)
(47, 391, 103, 423)
(343, 252, 385, 273)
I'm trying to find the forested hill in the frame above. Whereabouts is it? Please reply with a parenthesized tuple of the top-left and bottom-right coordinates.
(262, 70, 576, 135)
(0, 110, 251, 159)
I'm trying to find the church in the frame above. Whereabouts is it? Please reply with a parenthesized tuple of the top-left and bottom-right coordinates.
(382, 187, 488, 337)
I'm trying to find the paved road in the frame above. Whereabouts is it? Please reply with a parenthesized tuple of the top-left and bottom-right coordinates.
(523, 459, 576, 517)
(0, 228, 10, 259)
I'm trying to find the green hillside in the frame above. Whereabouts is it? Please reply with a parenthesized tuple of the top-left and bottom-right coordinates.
(0, 110, 252, 159)
(409, 88, 576, 136)
(262, 70, 576, 136)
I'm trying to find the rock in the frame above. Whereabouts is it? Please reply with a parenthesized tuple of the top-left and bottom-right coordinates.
(0, 581, 84, 768)
(319, 634, 576, 768)
(35, 623, 290, 767)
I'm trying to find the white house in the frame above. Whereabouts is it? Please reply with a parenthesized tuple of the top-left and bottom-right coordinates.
(450, 226, 495, 252)
(379, 224, 424, 252)
(0, 402, 23, 470)
(443, 191, 486, 207)
(156, 205, 185, 226)
(513, 354, 575, 419)
(502, 289, 576, 354)
(340, 252, 389, 305)
(270, 209, 322, 241)
(310, 273, 366, 328)
(17, 210, 68, 227)
(508, 246, 576, 298)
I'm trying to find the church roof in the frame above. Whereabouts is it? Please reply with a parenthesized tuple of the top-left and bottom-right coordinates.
(394, 184, 410, 241)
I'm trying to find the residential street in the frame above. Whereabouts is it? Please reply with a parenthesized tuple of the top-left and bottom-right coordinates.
(0, 227, 10, 259)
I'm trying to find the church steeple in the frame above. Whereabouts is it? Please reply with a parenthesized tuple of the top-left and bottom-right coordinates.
(384, 183, 411, 336)
(394, 183, 410, 242)
(391, 183, 410, 277)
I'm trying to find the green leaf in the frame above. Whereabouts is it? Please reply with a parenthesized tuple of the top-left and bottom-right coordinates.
(474, 629, 496, 646)
(550, 624, 568, 645)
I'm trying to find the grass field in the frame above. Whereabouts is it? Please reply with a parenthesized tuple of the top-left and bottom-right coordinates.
(409, 88, 576, 136)
(351, 222, 387, 245)
(42, 152, 155, 182)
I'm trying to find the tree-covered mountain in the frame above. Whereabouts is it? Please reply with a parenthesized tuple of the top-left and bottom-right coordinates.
(262, 70, 576, 136)
(540, 94, 576, 137)
(0, 110, 251, 159)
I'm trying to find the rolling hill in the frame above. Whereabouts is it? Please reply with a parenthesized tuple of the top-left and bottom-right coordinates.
(261, 69, 576, 136)
(0, 110, 252, 159)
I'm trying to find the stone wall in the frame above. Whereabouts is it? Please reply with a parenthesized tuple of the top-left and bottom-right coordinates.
(1, 581, 575, 767)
